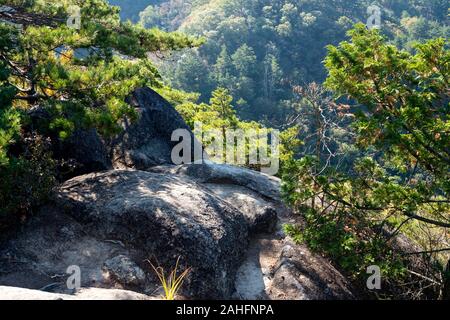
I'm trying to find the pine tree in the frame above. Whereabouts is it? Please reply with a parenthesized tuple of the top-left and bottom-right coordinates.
(0, 0, 200, 228)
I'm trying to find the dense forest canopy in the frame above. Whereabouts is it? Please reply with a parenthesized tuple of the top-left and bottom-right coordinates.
(108, 0, 157, 22)
(138, 0, 449, 124)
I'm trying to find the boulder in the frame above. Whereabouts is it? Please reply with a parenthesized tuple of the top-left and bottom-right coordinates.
(0, 286, 154, 300)
(148, 163, 285, 233)
(28, 87, 201, 178)
(149, 162, 282, 202)
(108, 87, 200, 170)
(269, 243, 355, 300)
(103, 255, 146, 287)
(0, 170, 252, 299)
(55, 170, 249, 298)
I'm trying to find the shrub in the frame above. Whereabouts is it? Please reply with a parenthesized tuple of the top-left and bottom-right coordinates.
(0, 135, 56, 232)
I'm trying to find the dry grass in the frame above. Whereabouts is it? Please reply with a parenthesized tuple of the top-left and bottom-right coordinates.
(148, 257, 191, 300)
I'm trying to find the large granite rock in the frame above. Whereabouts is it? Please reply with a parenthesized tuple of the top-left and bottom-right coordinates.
(149, 163, 284, 233)
(108, 87, 200, 170)
(0, 286, 154, 300)
(149, 162, 282, 202)
(29, 87, 200, 178)
(56, 170, 249, 299)
(3, 88, 358, 300)
(0, 170, 254, 299)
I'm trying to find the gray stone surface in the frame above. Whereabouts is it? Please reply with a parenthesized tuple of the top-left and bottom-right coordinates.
(28, 87, 200, 178)
(203, 183, 278, 233)
(103, 255, 146, 286)
(108, 87, 200, 170)
(0, 170, 252, 299)
(149, 163, 285, 234)
(149, 162, 282, 202)
(269, 242, 355, 300)
(0, 286, 154, 300)
(56, 170, 249, 299)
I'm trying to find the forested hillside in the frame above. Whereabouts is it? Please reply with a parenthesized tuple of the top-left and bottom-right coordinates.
(139, 0, 449, 124)
(108, 0, 156, 22)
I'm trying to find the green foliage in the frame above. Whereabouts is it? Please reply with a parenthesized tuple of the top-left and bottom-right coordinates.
(284, 209, 406, 279)
(1, 0, 200, 138)
(283, 26, 449, 298)
(176, 87, 264, 164)
(0, 135, 56, 231)
(176, 87, 237, 129)
(323, 25, 449, 213)
(139, 0, 449, 123)
(176, 87, 301, 172)
(0, 0, 199, 229)
(279, 125, 302, 167)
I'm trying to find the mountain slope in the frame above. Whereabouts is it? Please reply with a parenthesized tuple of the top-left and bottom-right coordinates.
(137, 0, 449, 123)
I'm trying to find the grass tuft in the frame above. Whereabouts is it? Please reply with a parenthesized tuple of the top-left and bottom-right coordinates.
(148, 256, 191, 300)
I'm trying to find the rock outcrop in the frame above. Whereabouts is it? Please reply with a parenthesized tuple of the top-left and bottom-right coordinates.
(149, 162, 282, 201)
(233, 220, 355, 300)
(30, 87, 201, 178)
(1, 87, 356, 300)
(148, 162, 284, 233)
(55, 170, 251, 299)
(0, 170, 262, 299)
(108, 87, 201, 170)
(0, 164, 355, 300)
(0, 286, 154, 300)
